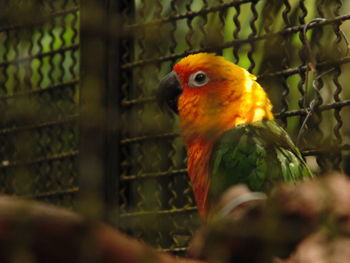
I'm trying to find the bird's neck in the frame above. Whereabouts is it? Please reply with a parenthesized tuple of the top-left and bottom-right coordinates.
(185, 136, 214, 218)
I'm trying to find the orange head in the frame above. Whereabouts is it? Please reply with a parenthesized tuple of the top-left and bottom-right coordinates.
(157, 53, 273, 142)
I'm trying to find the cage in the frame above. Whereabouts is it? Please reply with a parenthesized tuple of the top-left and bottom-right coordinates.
(0, 0, 350, 257)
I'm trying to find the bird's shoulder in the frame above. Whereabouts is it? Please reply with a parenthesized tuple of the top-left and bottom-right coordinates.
(214, 120, 298, 154)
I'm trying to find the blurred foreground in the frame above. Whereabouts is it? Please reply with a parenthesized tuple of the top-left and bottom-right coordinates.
(0, 196, 199, 263)
(189, 172, 350, 263)
(0, 173, 349, 263)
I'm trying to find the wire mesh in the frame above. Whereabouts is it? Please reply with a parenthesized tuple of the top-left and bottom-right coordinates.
(119, 0, 350, 255)
(0, 0, 80, 208)
(1, 0, 350, 258)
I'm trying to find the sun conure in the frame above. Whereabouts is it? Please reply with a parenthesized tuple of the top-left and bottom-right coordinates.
(156, 53, 313, 218)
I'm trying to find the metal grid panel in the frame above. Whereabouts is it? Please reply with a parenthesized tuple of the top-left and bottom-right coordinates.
(0, 0, 80, 208)
(119, 0, 350, 255)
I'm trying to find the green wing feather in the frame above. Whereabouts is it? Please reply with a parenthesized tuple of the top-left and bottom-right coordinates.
(209, 120, 313, 202)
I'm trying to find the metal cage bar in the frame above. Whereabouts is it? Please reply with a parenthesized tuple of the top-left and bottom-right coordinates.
(79, 0, 122, 222)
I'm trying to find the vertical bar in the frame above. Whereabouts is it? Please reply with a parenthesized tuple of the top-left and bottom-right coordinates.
(296, 0, 308, 148)
(331, 0, 343, 170)
(232, 5, 241, 63)
(79, 0, 121, 222)
(104, 0, 123, 223)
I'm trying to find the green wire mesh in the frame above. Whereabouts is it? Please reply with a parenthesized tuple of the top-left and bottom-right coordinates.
(0, 0, 80, 208)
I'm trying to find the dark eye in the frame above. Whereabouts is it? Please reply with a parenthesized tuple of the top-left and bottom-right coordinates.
(195, 73, 206, 83)
(189, 71, 209, 87)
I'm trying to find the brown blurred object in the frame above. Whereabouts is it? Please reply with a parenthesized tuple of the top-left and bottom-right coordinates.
(283, 232, 350, 263)
(188, 173, 350, 263)
(0, 197, 202, 263)
(188, 185, 264, 260)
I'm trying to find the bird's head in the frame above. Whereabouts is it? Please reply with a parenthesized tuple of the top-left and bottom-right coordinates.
(157, 53, 273, 140)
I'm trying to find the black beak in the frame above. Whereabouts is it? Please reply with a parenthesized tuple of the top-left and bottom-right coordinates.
(156, 71, 182, 115)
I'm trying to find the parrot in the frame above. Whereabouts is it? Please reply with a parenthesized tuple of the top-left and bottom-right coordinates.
(156, 53, 313, 218)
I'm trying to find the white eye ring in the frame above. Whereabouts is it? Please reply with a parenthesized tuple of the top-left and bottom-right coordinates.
(188, 71, 210, 87)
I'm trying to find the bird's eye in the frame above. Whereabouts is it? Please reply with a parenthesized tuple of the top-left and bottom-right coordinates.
(189, 71, 209, 87)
